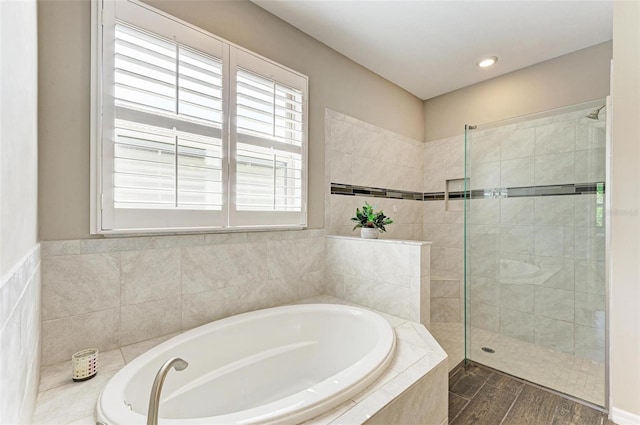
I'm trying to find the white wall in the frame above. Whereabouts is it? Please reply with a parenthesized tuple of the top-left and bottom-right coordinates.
(0, 0, 41, 423)
(610, 1, 640, 422)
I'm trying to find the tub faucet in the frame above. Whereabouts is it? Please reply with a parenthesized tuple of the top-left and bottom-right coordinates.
(147, 357, 189, 425)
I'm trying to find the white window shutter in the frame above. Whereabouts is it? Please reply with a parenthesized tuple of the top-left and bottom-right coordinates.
(230, 50, 308, 227)
(97, 0, 307, 233)
(102, 14, 228, 230)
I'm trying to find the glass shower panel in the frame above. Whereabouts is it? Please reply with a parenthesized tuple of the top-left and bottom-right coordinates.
(464, 100, 607, 407)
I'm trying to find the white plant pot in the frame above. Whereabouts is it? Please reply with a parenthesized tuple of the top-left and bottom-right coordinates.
(360, 227, 379, 239)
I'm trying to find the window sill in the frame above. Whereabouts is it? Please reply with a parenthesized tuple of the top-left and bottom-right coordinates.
(94, 225, 307, 238)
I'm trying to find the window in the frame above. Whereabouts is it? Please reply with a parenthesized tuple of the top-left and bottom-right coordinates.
(91, 0, 308, 233)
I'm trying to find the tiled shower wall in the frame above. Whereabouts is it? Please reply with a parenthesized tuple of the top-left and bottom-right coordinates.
(325, 109, 425, 241)
(423, 135, 465, 278)
(424, 106, 606, 362)
(40, 230, 325, 366)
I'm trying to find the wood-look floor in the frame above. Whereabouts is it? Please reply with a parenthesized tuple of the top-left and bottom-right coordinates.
(449, 362, 615, 425)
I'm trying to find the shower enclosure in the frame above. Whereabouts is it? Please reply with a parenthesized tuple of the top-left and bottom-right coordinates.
(464, 99, 608, 407)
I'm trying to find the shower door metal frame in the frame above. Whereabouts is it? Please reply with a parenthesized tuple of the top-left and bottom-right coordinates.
(604, 94, 612, 413)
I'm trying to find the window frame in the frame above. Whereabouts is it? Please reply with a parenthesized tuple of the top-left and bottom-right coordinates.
(90, 0, 308, 235)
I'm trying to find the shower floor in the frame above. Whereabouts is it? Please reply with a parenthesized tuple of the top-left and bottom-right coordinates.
(427, 322, 605, 407)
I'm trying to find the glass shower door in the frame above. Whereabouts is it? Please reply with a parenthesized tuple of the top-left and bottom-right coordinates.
(464, 100, 607, 407)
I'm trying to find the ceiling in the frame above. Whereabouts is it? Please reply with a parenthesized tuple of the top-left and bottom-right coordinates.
(251, 0, 613, 100)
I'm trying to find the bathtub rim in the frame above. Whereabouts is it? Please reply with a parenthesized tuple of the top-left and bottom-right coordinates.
(96, 303, 397, 425)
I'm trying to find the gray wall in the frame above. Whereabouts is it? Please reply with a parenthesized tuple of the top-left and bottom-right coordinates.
(0, 0, 41, 423)
(424, 42, 612, 141)
(37, 0, 425, 241)
(610, 0, 640, 419)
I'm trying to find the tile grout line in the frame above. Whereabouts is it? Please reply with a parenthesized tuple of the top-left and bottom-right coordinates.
(448, 391, 471, 424)
(467, 370, 492, 400)
(497, 382, 525, 425)
(449, 366, 492, 425)
(451, 382, 485, 425)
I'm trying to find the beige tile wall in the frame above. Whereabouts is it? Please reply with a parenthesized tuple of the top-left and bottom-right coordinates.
(363, 361, 448, 425)
(325, 109, 425, 241)
(430, 278, 462, 324)
(325, 236, 430, 324)
(40, 230, 326, 366)
(423, 134, 465, 279)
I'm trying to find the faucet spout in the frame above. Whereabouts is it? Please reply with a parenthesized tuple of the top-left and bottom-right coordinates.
(147, 357, 189, 425)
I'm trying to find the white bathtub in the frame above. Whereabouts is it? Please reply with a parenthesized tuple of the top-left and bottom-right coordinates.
(96, 304, 396, 425)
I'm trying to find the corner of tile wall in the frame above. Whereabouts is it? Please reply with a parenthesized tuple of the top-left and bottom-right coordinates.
(423, 134, 465, 279)
(325, 109, 425, 242)
(363, 359, 448, 425)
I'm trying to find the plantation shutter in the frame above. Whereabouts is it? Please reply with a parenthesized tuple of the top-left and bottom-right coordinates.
(102, 0, 228, 230)
(230, 50, 307, 227)
(97, 0, 307, 233)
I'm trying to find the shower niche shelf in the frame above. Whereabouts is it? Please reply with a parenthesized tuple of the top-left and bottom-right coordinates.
(445, 178, 467, 211)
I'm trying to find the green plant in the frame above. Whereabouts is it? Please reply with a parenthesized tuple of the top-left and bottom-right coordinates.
(351, 202, 393, 232)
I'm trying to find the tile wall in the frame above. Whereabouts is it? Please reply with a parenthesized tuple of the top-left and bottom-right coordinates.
(325, 236, 430, 324)
(40, 230, 325, 366)
(325, 109, 425, 241)
(430, 277, 462, 324)
(0, 246, 41, 424)
(424, 106, 607, 363)
(423, 135, 465, 279)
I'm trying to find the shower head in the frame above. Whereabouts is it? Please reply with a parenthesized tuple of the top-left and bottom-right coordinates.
(586, 105, 606, 120)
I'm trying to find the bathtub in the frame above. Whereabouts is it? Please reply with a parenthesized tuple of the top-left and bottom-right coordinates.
(96, 304, 396, 425)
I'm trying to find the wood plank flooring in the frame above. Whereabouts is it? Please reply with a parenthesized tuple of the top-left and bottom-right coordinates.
(449, 362, 615, 425)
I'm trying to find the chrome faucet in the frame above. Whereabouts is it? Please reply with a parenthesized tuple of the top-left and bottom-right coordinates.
(147, 357, 189, 425)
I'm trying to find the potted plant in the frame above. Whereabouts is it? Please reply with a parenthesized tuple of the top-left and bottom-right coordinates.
(351, 202, 393, 239)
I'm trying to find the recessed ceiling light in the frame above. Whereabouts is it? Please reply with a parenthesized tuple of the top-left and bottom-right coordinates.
(478, 56, 498, 68)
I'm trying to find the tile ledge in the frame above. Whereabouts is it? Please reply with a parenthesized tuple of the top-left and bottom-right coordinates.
(325, 235, 432, 246)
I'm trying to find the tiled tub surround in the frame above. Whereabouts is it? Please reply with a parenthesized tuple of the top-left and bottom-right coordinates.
(0, 245, 41, 424)
(325, 109, 425, 241)
(325, 236, 431, 325)
(33, 296, 448, 425)
(40, 230, 326, 366)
